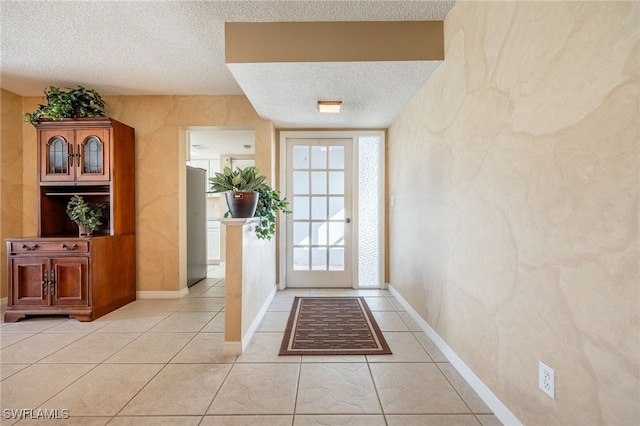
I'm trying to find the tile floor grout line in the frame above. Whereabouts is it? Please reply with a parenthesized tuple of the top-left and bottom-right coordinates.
(88, 315, 170, 420)
(200, 351, 240, 418)
(290, 354, 304, 425)
(1, 283, 501, 424)
(434, 360, 478, 416)
(365, 353, 389, 425)
(30, 360, 103, 415)
(435, 361, 496, 416)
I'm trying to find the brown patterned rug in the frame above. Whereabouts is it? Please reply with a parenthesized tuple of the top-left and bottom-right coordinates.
(279, 297, 392, 356)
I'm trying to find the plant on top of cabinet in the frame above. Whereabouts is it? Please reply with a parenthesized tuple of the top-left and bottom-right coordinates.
(66, 195, 109, 236)
(209, 166, 290, 240)
(25, 86, 107, 125)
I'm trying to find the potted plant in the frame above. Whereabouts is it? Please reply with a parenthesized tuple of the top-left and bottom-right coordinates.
(25, 85, 107, 125)
(66, 195, 109, 236)
(209, 166, 266, 218)
(209, 166, 291, 240)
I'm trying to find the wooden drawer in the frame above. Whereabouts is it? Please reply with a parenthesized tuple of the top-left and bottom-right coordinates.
(10, 240, 89, 254)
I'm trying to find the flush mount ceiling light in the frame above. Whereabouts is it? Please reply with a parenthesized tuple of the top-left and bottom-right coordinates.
(317, 100, 342, 113)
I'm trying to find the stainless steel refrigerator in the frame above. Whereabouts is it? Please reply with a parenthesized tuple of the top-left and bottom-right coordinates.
(186, 166, 207, 286)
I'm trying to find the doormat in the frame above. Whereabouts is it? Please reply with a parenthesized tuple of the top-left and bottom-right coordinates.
(279, 297, 392, 356)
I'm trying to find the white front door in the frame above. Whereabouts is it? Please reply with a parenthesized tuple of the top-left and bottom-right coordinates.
(285, 138, 353, 287)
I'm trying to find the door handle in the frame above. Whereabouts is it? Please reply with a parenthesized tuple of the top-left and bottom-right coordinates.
(345, 218, 351, 223)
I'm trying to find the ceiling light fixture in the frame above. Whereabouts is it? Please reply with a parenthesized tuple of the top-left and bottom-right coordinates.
(318, 100, 342, 113)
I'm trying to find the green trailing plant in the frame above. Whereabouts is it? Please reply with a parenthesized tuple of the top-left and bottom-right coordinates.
(25, 85, 107, 125)
(254, 185, 291, 241)
(66, 195, 109, 233)
(209, 166, 290, 240)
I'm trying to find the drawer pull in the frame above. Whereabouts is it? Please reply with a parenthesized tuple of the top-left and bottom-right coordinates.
(21, 244, 39, 251)
(61, 243, 78, 251)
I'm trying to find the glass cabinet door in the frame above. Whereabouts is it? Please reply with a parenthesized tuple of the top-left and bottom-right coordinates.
(40, 129, 75, 182)
(76, 129, 110, 181)
(39, 128, 110, 182)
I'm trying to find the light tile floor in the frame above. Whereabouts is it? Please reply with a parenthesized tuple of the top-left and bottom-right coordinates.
(0, 265, 502, 425)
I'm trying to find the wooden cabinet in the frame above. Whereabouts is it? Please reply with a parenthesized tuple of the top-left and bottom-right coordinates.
(9, 253, 88, 308)
(5, 236, 135, 322)
(39, 127, 110, 183)
(5, 118, 136, 322)
(36, 119, 135, 237)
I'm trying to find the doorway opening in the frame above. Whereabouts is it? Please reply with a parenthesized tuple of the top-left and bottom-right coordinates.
(185, 127, 255, 277)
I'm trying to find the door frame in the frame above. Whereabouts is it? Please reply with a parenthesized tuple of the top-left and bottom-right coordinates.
(278, 130, 386, 290)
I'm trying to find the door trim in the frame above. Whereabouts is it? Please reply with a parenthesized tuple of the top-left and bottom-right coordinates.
(278, 130, 385, 290)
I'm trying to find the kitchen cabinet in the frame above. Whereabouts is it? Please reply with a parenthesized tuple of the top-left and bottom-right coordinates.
(207, 219, 221, 263)
(5, 118, 136, 322)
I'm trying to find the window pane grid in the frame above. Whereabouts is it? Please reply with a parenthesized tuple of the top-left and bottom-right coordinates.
(291, 143, 346, 272)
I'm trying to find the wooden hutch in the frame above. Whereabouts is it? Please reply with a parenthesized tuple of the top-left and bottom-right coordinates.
(4, 118, 136, 322)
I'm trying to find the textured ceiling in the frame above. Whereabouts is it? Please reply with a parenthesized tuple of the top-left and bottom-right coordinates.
(1, 1, 455, 128)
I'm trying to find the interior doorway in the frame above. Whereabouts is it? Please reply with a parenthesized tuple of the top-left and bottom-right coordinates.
(186, 127, 255, 268)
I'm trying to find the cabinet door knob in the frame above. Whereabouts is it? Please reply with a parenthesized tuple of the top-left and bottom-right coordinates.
(68, 144, 75, 166)
(49, 270, 56, 295)
(42, 270, 49, 295)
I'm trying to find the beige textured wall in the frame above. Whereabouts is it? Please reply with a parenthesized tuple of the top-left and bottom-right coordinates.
(388, 2, 639, 425)
(0, 89, 25, 299)
(18, 95, 273, 293)
(241, 225, 276, 337)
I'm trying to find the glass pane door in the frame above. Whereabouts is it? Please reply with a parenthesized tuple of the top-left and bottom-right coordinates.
(76, 129, 109, 181)
(286, 138, 352, 287)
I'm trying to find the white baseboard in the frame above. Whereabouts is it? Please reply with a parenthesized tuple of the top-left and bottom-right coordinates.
(221, 285, 277, 355)
(388, 284, 522, 426)
(136, 288, 190, 299)
(241, 284, 277, 353)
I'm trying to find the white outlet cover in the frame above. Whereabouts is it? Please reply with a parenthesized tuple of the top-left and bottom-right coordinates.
(539, 361, 555, 399)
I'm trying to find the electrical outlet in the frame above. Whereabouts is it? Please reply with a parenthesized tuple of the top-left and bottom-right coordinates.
(539, 361, 555, 399)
